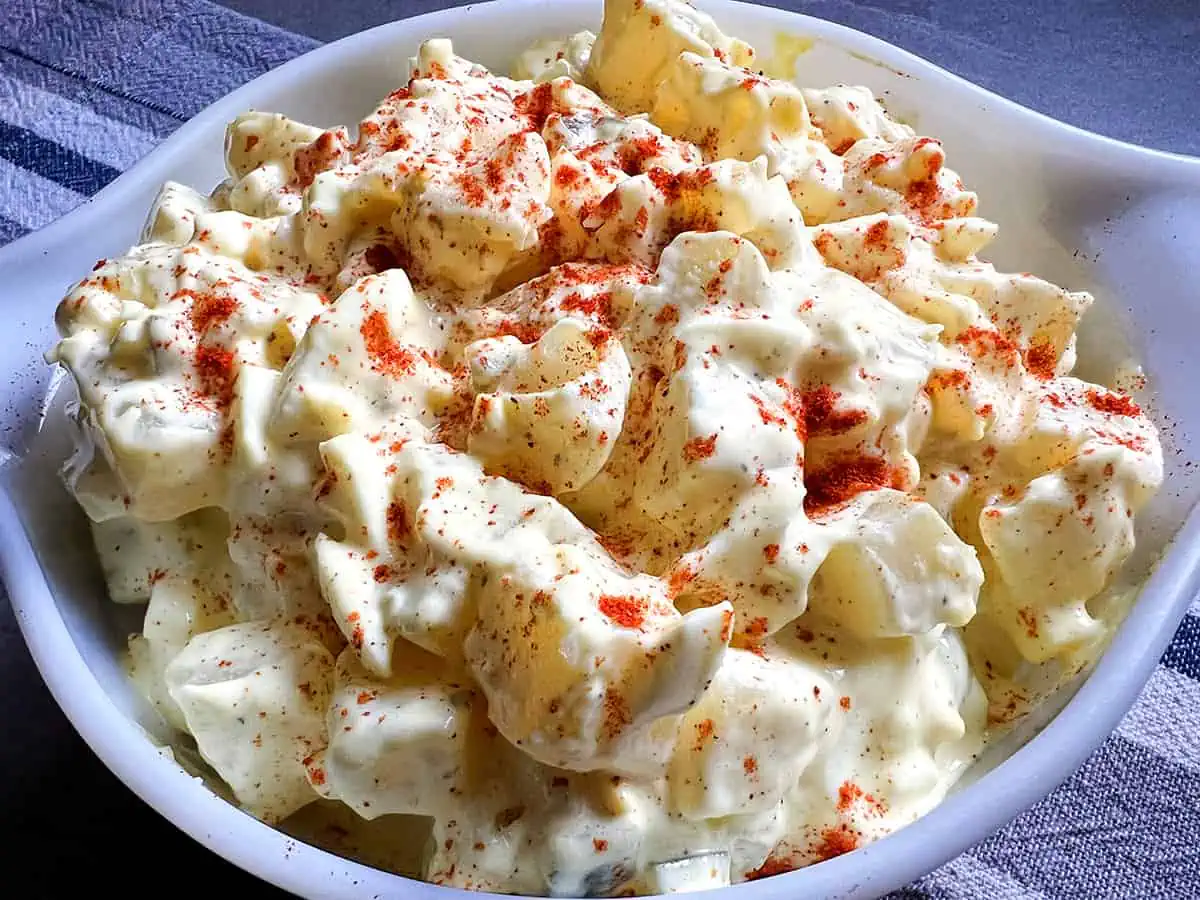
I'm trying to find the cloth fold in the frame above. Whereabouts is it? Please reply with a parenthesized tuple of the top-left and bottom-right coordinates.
(1, 1, 1197, 897)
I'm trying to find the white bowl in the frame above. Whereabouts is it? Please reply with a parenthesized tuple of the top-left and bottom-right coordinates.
(2, 1, 1199, 897)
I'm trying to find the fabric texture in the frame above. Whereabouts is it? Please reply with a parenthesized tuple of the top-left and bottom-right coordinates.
(1, 1, 1197, 897)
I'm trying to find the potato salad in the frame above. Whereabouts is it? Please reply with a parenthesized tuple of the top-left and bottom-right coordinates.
(49, 0, 1163, 893)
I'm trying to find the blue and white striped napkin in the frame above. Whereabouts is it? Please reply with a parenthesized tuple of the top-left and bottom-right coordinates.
(0, 0, 316, 243)
(2, 1, 1198, 897)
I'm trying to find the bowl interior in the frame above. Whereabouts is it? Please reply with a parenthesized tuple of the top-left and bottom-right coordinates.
(3, 0, 1200, 896)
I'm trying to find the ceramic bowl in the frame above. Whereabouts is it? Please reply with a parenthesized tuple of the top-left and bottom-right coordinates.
(2, 1, 1199, 897)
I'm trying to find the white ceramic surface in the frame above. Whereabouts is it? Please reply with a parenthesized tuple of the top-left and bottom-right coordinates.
(2, 1, 1199, 897)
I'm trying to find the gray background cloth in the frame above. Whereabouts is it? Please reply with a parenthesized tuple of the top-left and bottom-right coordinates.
(1, 1, 1196, 898)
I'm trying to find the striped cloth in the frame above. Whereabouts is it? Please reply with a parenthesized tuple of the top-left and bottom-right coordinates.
(1, 2, 1198, 898)
(0, 0, 316, 243)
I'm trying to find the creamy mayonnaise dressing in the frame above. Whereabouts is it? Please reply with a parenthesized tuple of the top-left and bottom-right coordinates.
(49, 0, 1162, 893)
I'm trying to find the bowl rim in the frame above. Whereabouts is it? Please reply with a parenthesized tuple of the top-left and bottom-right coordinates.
(3, 1, 1199, 897)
